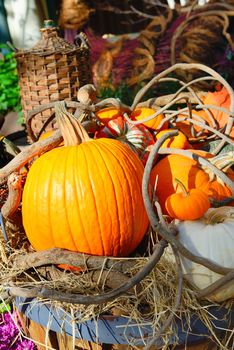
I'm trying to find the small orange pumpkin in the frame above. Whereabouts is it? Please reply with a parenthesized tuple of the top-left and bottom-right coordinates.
(150, 150, 234, 213)
(155, 129, 191, 149)
(165, 179, 210, 220)
(95, 107, 123, 125)
(130, 107, 167, 131)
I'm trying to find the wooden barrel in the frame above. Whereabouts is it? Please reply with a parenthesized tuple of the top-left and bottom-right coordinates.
(16, 311, 218, 350)
(15, 297, 232, 350)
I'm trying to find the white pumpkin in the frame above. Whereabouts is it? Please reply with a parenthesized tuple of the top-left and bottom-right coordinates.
(166, 206, 234, 302)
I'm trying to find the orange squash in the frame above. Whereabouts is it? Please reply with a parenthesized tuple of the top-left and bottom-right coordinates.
(165, 179, 210, 220)
(130, 107, 167, 131)
(177, 87, 234, 138)
(95, 107, 123, 125)
(150, 151, 234, 213)
(155, 129, 191, 149)
(22, 104, 149, 257)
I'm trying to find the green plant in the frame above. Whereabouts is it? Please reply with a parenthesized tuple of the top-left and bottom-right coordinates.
(98, 82, 155, 106)
(0, 44, 22, 123)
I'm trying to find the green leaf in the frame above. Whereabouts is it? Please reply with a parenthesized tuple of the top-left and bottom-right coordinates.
(0, 303, 11, 313)
(0, 44, 21, 115)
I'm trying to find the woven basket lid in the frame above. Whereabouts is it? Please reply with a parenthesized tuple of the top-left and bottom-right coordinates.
(15, 20, 88, 57)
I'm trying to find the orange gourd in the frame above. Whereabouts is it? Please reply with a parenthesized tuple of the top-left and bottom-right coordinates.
(22, 104, 149, 257)
(177, 87, 234, 138)
(165, 179, 210, 220)
(95, 107, 123, 125)
(202, 87, 231, 129)
(130, 107, 166, 131)
(155, 129, 191, 149)
(150, 151, 234, 213)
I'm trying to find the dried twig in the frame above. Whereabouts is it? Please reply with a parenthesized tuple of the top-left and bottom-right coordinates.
(10, 248, 137, 274)
(132, 63, 234, 152)
(196, 269, 234, 300)
(6, 240, 168, 304)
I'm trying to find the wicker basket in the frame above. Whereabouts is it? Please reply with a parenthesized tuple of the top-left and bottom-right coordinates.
(15, 20, 92, 142)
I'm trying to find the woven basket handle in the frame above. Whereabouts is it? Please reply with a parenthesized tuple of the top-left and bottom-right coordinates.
(74, 32, 90, 49)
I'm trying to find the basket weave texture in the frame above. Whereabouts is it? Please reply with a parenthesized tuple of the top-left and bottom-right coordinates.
(15, 22, 92, 141)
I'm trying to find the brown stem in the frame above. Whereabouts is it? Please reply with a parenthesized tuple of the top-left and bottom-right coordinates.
(1, 172, 24, 243)
(174, 178, 189, 197)
(137, 91, 208, 108)
(95, 98, 131, 113)
(132, 64, 233, 110)
(7, 240, 168, 304)
(196, 103, 234, 118)
(77, 84, 97, 104)
(175, 115, 233, 146)
(157, 108, 233, 148)
(26, 101, 93, 142)
(124, 95, 191, 127)
(142, 131, 232, 276)
(0, 130, 63, 186)
(37, 266, 135, 294)
(87, 270, 138, 294)
(156, 76, 216, 129)
(1, 173, 22, 221)
(55, 101, 90, 146)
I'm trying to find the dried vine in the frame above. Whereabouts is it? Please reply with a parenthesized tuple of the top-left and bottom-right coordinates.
(5, 239, 168, 304)
(131, 63, 234, 142)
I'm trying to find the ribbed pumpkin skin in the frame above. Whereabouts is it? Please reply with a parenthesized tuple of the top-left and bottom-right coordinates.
(130, 107, 166, 131)
(165, 188, 210, 221)
(155, 129, 191, 149)
(151, 152, 234, 213)
(22, 138, 149, 257)
(150, 154, 210, 213)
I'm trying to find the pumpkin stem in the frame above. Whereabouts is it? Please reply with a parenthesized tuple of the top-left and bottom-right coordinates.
(206, 206, 234, 225)
(174, 178, 189, 197)
(55, 101, 90, 146)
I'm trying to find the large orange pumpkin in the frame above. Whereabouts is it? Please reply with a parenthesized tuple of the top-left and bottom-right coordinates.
(22, 104, 149, 257)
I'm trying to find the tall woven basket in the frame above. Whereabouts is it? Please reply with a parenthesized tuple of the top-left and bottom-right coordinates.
(15, 20, 92, 142)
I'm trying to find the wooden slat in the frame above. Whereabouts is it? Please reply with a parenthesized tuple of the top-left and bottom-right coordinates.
(16, 312, 219, 350)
